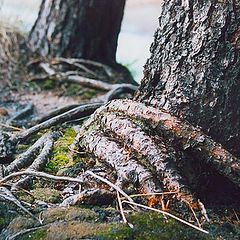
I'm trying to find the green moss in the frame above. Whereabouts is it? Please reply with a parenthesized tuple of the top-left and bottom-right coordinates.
(95, 224, 133, 240)
(95, 212, 213, 240)
(46, 128, 76, 173)
(20, 229, 47, 240)
(0, 217, 6, 229)
(82, 88, 99, 100)
(31, 188, 61, 204)
(63, 83, 98, 99)
(42, 79, 56, 90)
(41, 206, 98, 224)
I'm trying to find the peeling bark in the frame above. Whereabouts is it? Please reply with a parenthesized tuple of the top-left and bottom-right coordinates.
(98, 113, 194, 202)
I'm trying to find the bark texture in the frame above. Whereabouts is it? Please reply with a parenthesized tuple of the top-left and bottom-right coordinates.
(135, 0, 240, 155)
(28, 0, 125, 67)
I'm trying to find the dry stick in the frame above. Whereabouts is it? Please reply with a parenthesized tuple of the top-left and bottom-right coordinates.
(66, 75, 114, 91)
(85, 170, 134, 204)
(122, 200, 209, 234)
(106, 99, 240, 187)
(39, 62, 113, 91)
(117, 191, 128, 225)
(0, 123, 22, 131)
(124, 192, 177, 199)
(39, 62, 55, 75)
(51, 57, 98, 77)
(54, 57, 115, 77)
(0, 170, 84, 185)
(185, 200, 202, 228)
(0, 186, 39, 222)
(15, 102, 102, 143)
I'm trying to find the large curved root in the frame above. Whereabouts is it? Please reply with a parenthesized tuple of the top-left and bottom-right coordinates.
(1, 98, 239, 229)
(0, 103, 102, 162)
(72, 99, 240, 223)
(103, 99, 240, 187)
(79, 129, 161, 196)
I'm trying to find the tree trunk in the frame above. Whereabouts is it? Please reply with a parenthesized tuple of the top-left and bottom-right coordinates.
(28, 0, 124, 66)
(135, 0, 240, 156)
(72, 0, 240, 205)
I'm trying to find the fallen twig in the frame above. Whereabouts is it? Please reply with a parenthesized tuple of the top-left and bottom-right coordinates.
(0, 186, 39, 222)
(122, 200, 209, 234)
(0, 170, 84, 185)
(85, 170, 135, 204)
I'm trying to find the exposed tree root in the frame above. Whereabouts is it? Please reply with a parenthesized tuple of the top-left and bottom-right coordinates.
(103, 99, 240, 187)
(29, 59, 138, 91)
(0, 103, 102, 161)
(5, 132, 58, 175)
(0, 98, 239, 231)
(10, 132, 59, 190)
(79, 129, 161, 196)
(98, 113, 194, 202)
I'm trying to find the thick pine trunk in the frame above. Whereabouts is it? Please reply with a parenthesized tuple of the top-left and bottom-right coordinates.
(28, 0, 125, 68)
(135, 0, 240, 156)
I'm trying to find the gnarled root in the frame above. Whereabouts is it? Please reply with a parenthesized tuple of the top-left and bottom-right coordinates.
(73, 99, 240, 223)
(1, 98, 239, 228)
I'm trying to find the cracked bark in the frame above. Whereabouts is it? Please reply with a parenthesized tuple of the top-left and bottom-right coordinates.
(28, 0, 135, 84)
(79, 129, 161, 196)
(105, 99, 240, 188)
(135, 0, 240, 156)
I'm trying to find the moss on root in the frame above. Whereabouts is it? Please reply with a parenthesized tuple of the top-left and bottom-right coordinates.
(46, 128, 77, 174)
(95, 212, 213, 240)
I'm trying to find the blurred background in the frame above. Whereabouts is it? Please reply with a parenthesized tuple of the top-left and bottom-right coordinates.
(0, 0, 161, 82)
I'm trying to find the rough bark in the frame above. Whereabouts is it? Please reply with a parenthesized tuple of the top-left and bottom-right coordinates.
(80, 129, 161, 195)
(135, 0, 240, 156)
(104, 99, 240, 188)
(28, 0, 125, 67)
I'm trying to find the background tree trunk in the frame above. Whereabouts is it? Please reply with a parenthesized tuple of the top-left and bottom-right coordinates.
(135, 0, 240, 156)
(28, 0, 125, 67)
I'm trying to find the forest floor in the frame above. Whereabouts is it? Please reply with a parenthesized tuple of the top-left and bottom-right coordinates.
(0, 61, 239, 240)
(0, 22, 240, 240)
